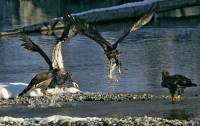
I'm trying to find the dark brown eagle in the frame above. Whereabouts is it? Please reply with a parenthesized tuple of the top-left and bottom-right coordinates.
(161, 70, 197, 103)
(18, 35, 78, 96)
(60, 4, 158, 80)
(18, 16, 78, 96)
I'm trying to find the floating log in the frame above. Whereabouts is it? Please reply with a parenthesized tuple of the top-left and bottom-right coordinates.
(1, 0, 200, 37)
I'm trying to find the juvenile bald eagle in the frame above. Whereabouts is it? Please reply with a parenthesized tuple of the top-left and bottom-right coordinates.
(63, 4, 158, 80)
(18, 17, 78, 96)
(18, 35, 78, 96)
(161, 70, 197, 103)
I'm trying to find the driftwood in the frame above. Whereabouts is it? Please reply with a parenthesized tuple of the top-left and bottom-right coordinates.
(1, 0, 200, 37)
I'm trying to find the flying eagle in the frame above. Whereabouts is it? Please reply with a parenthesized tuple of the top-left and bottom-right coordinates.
(161, 70, 197, 103)
(62, 4, 158, 80)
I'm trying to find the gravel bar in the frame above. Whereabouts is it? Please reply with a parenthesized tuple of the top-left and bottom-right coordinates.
(0, 92, 170, 105)
(0, 115, 199, 126)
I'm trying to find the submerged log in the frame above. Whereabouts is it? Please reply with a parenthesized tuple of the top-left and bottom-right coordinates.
(1, 0, 200, 37)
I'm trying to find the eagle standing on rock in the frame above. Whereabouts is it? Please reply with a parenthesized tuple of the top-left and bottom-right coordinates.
(161, 70, 197, 103)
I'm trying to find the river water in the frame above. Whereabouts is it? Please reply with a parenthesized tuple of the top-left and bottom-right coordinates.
(0, 0, 200, 121)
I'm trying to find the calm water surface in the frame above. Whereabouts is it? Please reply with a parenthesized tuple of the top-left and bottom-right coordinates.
(0, 0, 200, 120)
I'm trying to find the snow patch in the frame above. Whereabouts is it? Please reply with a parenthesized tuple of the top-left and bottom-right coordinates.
(27, 115, 100, 123)
(9, 82, 28, 86)
(0, 82, 28, 97)
(0, 86, 12, 99)
(0, 116, 24, 122)
(65, 87, 81, 94)
(0, 115, 100, 124)
(46, 87, 66, 95)
(24, 87, 81, 97)
(75, 0, 159, 16)
(46, 87, 81, 95)
(26, 88, 44, 97)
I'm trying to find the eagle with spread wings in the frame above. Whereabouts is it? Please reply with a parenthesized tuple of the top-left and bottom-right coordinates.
(54, 4, 158, 80)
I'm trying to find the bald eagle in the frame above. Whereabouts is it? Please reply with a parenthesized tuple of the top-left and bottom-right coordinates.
(18, 17, 78, 96)
(63, 4, 158, 80)
(161, 70, 197, 103)
(18, 36, 78, 96)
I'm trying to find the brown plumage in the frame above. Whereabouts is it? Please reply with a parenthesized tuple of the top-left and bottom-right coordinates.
(161, 70, 197, 103)
(18, 36, 73, 96)
(64, 4, 158, 80)
(18, 16, 77, 96)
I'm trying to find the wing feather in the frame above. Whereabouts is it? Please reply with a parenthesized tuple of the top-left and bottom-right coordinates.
(19, 35, 53, 70)
(113, 4, 158, 49)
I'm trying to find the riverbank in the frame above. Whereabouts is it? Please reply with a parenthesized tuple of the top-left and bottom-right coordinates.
(0, 92, 170, 105)
(0, 115, 198, 126)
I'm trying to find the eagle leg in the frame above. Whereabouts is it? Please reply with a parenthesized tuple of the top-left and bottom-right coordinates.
(172, 95, 182, 103)
(108, 60, 116, 80)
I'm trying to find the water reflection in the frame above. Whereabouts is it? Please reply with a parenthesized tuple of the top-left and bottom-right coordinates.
(19, 0, 48, 25)
(158, 6, 200, 18)
(1, 0, 200, 30)
(166, 109, 193, 120)
(0, 0, 141, 30)
(0, 0, 48, 30)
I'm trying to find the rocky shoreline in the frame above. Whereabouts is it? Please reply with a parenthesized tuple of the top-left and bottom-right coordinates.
(0, 115, 199, 126)
(0, 92, 170, 105)
(0, 93, 199, 125)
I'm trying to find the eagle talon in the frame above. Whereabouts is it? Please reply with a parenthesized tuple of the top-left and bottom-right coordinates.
(108, 75, 114, 81)
(108, 61, 116, 81)
(172, 95, 182, 103)
(175, 95, 181, 102)
(118, 67, 122, 75)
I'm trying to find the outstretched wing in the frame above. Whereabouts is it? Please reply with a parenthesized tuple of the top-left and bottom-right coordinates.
(82, 24, 113, 51)
(19, 35, 53, 70)
(69, 15, 113, 52)
(112, 4, 158, 49)
(56, 14, 72, 41)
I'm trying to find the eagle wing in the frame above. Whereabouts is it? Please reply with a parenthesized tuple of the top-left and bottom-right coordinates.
(19, 35, 53, 70)
(112, 3, 158, 49)
(174, 75, 197, 87)
(67, 14, 113, 52)
(18, 72, 53, 96)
